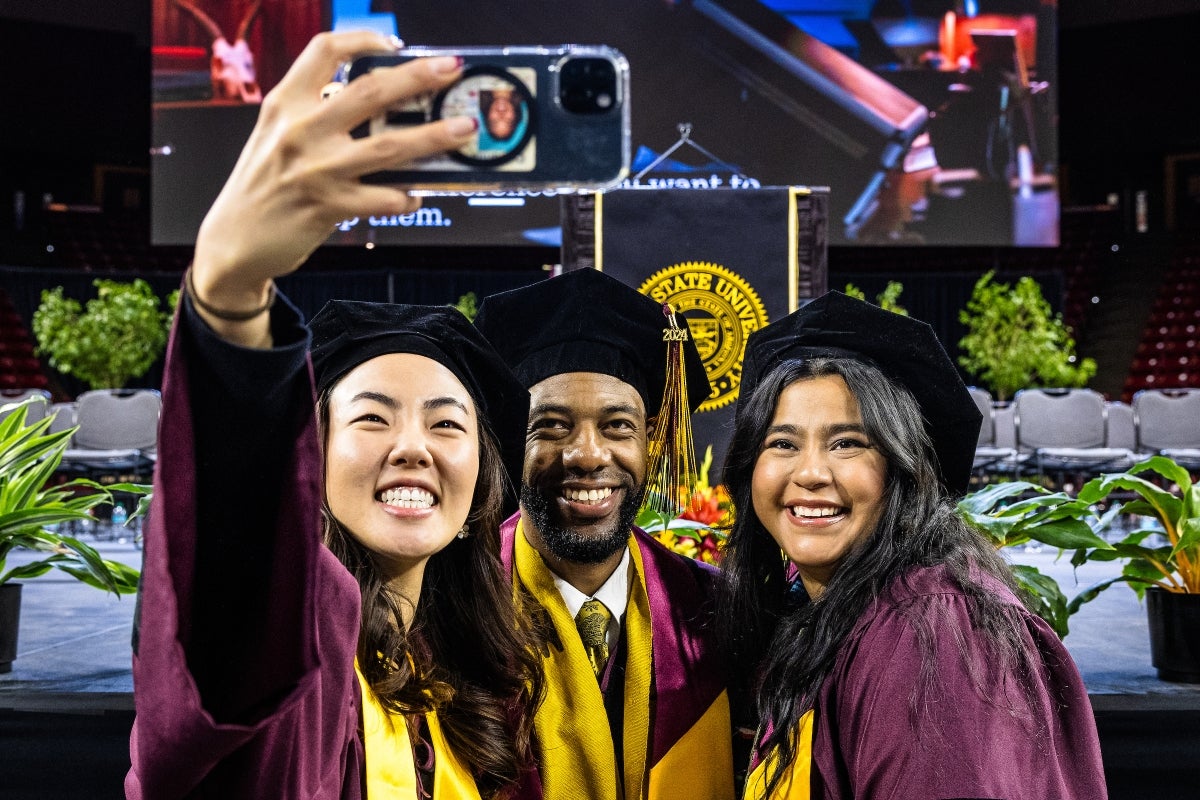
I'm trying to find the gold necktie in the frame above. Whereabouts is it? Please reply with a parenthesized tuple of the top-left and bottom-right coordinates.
(575, 599, 612, 680)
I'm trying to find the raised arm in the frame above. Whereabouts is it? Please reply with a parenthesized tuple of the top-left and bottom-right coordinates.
(186, 30, 475, 348)
(128, 33, 478, 796)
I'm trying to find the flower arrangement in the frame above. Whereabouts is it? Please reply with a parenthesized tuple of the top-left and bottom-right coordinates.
(637, 447, 734, 565)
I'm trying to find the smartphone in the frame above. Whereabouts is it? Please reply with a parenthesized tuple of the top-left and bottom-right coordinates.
(345, 45, 631, 193)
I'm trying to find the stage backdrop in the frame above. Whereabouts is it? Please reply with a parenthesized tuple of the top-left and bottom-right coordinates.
(562, 186, 828, 477)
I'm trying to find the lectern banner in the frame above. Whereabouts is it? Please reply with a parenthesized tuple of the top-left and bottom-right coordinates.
(561, 186, 828, 473)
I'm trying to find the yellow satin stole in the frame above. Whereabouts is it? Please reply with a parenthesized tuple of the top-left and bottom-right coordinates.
(514, 520, 734, 800)
(741, 711, 815, 800)
(513, 519, 654, 800)
(355, 666, 482, 800)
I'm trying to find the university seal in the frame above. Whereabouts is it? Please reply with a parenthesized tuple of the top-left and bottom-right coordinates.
(639, 262, 769, 412)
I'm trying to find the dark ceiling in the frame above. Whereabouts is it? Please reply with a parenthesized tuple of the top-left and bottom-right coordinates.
(1, 0, 1197, 209)
(0, 0, 1196, 43)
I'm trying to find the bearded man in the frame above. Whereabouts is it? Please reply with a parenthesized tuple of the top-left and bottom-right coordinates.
(475, 268, 735, 800)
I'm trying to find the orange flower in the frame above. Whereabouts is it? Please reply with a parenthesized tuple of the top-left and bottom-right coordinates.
(642, 446, 734, 566)
(679, 483, 734, 528)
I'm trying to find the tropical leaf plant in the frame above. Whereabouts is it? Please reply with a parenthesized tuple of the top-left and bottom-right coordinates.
(1075, 456, 1199, 599)
(0, 399, 141, 593)
(956, 480, 1117, 637)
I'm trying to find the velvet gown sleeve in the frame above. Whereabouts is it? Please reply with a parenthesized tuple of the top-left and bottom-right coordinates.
(813, 567, 1107, 800)
(126, 293, 365, 799)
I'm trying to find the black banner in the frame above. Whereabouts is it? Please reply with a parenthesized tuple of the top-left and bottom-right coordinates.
(562, 186, 828, 476)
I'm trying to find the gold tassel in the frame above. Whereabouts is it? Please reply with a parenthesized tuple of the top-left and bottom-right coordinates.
(641, 303, 699, 518)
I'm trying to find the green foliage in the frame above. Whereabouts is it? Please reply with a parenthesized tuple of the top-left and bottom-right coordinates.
(956, 480, 1116, 637)
(1076, 456, 1200, 597)
(957, 271, 1096, 401)
(450, 291, 478, 322)
(33, 279, 178, 391)
(843, 281, 909, 316)
(0, 399, 142, 593)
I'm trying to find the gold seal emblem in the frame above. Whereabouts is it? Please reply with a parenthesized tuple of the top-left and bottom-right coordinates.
(639, 262, 769, 413)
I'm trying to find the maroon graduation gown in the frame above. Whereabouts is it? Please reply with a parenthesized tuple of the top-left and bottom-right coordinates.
(803, 564, 1107, 800)
(126, 295, 367, 798)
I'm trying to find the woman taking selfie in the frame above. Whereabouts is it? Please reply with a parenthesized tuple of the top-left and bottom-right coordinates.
(720, 292, 1106, 800)
(127, 32, 541, 799)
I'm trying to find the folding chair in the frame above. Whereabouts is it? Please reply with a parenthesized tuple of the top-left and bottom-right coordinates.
(1133, 388, 1200, 469)
(1105, 401, 1140, 451)
(1013, 388, 1138, 486)
(57, 389, 160, 541)
(60, 389, 161, 482)
(967, 386, 1020, 480)
(0, 388, 51, 424)
(47, 402, 78, 438)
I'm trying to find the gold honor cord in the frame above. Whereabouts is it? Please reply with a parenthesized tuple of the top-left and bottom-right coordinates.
(641, 303, 699, 519)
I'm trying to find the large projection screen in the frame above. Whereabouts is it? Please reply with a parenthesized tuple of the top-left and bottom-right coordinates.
(151, 0, 1057, 247)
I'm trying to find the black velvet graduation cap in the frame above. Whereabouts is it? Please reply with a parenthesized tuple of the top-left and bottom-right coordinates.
(473, 268, 711, 414)
(308, 300, 530, 495)
(738, 291, 982, 497)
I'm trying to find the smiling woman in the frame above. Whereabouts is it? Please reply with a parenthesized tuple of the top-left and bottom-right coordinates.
(308, 302, 539, 798)
(322, 353, 481, 596)
(125, 31, 542, 800)
(719, 292, 1108, 800)
(750, 374, 888, 600)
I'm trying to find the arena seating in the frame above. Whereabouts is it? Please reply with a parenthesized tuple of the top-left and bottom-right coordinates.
(1123, 233, 1200, 400)
(42, 207, 191, 274)
(0, 289, 49, 391)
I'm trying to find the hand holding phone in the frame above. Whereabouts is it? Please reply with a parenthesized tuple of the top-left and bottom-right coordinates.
(346, 45, 631, 193)
(188, 32, 476, 345)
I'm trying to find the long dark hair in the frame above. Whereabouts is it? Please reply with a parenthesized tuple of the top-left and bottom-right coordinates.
(318, 390, 543, 799)
(719, 358, 1043, 798)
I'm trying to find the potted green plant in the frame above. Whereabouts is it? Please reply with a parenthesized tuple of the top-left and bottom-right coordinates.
(843, 280, 909, 316)
(955, 480, 1117, 638)
(0, 399, 142, 672)
(1076, 456, 1200, 681)
(31, 278, 178, 391)
(957, 271, 1096, 401)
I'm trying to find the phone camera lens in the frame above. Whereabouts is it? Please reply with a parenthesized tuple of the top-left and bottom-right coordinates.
(559, 57, 617, 114)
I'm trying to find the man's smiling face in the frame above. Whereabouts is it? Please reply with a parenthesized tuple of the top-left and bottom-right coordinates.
(520, 372, 648, 564)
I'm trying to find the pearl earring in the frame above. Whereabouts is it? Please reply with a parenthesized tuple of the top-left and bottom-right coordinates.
(457, 524, 470, 539)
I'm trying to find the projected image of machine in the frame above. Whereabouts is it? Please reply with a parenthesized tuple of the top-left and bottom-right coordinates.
(150, 0, 1057, 247)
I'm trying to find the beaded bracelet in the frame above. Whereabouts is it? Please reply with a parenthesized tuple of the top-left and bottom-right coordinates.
(185, 266, 277, 321)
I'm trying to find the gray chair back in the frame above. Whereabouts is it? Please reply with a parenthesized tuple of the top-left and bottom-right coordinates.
(47, 402, 78, 439)
(73, 389, 162, 453)
(967, 386, 995, 446)
(1133, 388, 1200, 451)
(0, 389, 51, 424)
(1105, 401, 1138, 450)
(1014, 388, 1108, 450)
(993, 403, 1017, 449)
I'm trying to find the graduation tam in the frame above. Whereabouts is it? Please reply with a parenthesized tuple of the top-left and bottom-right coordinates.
(309, 300, 530, 494)
(738, 291, 982, 497)
(473, 268, 711, 415)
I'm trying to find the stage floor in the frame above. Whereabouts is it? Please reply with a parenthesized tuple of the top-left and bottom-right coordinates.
(2, 527, 1198, 799)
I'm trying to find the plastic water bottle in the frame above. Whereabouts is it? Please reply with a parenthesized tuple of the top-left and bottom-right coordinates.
(111, 504, 128, 527)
